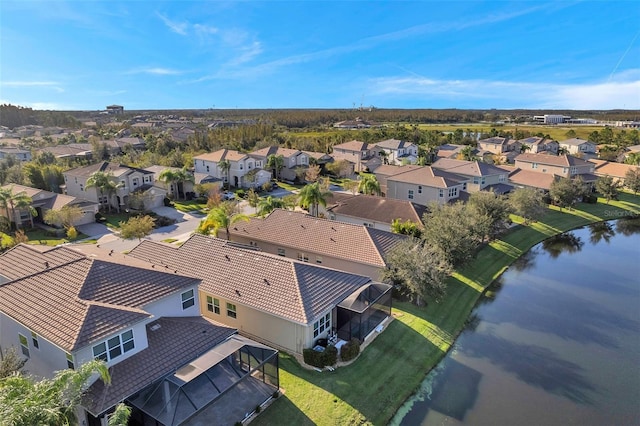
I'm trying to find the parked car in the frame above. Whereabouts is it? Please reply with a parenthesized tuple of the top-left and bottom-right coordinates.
(222, 191, 235, 200)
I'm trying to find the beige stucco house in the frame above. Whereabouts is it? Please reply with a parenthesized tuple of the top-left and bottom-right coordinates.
(431, 158, 512, 193)
(331, 140, 373, 172)
(381, 165, 468, 205)
(193, 149, 271, 189)
(250, 146, 310, 182)
(558, 138, 597, 156)
(514, 153, 596, 181)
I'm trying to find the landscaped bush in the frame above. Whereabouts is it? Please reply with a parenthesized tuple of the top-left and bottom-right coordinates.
(95, 212, 106, 223)
(340, 338, 361, 362)
(261, 182, 273, 192)
(163, 197, 174, 207)
(303, 345, 337, 368)
(236, 189, 246, 199)
(584, 193, 598, 204)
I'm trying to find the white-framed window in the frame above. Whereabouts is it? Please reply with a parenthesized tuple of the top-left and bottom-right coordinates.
(181, 289, 195, 310)
(473, 177, 480, 184)
(418, 185, 422, 194)
(207, 296, 221, 314)
(31, 331, 39, 350)
(239, 164, 243, 170)
(448, 187, 458, 197)
(18, 334, 29, 358)
(132, 177, 139, 187)
(570, 166, 578, 175)
(313, 312, 332, 338)
(297, 252, 309, 262)
(277, 248, 286, 256)
(79, 184, 84, 191)
(249, 241, 257, 247)
(227, 302, 237, 319)
(92, 329, 134, 362)
(532, 163, 538, 169)
(499, 174, 507, 182)
(316, 256, 323, 264)
(408, 189, 414, 200)
(206, 165, 210, 172)
(439, 189, 444, 198)
(66, 353, 75, 370)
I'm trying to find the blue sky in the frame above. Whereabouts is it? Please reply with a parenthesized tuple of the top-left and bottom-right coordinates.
(1, 1, 639, 111)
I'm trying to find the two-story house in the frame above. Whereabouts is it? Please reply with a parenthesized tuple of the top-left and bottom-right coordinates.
(477, 137, 513, 155)
(250, 146, 310, 182)
(384, 166, 468, 205)
(0, 244, 280, 426)
(517, 136, 558, 154)
(330, 140, 373, 172)
(193, 149, 271, 189)
(129, 234, 392, 354)
(558, 138, 597, 156)
(513, 153, 598, 189)
(0, 146, 32, 161)
(431, 158, 512, 193)
(63, 162, 165, 211)
(371, 139, 419, 165)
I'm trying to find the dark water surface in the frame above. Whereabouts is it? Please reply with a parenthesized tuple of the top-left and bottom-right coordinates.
(391, 219, 640, 426)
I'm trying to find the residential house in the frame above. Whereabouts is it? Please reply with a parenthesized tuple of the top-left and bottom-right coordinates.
(193, 149, 271, 189)
(63, 162, 165, 211)
(384, 166, 468, 205)
(371, 139, 419, 165)
(589, 159, 640, 185)
(250, 146, 310, 182)
(330, 140, 373, 172)
(0, 146, 31, 161)
(128, 234, 392, 354)
(436, 143, 466, 160)
(558, 138, 597, 156)
(372, 164, 423, 195)
(517, 136, 558, 154)
(514, 153, 597, 184)
(143, 165, 218, 200)
(431, 158, 512, 193)
(106, 104, 124, 114)
(333, 117, 376, 129)
(507, 168, 558, 191)
(0, 244, 279, 426)
(477, 137, 512, 155)
(225, 209, 405, 281)
(321, 193, 426, 232)
(1, 184, 99, 229)
(38, 144, 93, 161)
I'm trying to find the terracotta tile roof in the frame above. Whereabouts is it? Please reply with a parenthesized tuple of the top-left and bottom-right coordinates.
(0, 183, 43, 198)
(589, 159, 640, 178)
(251, 146, 302, 159)
(558, 137, 594, 146)
(1, 184, 98, 211)
(333, 140, 368, 152)
(508, 168, 557, 190)
(193, 149, 247, 163)
(84, 316, 236, 416)
(0, 245, 199, 351)
(373, 164, 423, 178)
(515, 153, 591, 167)
(436, 143, 465, 159)
(228, 209, 404, 267)
(386, 166, 465, 188)
(431, 158, 506, 177)
(373, 139, 409, 150)
(64, 162, 153, 179)
(327, 193, 425, 226)
(128, 235, 371, 325)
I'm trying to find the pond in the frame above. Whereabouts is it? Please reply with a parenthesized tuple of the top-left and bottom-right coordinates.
(391, 218, 640, 426)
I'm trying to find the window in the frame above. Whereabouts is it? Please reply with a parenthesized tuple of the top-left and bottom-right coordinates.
(316, 256, 323, 264)
(448, 187, 458, 198)
(297, 252, 309, 262)
(132, 177, 139, 187)
(363, 222, 374, 228)
(227, 302, 237, 319)
(92, 330, 134, 362)
(408, 189, 414, 200)
(19, 334, 29, 358)
(277, 248, 286, 256)
(207, 296, 220, 314)
(239, 164, 243, 170)
(532, 163, 538, 169)
(439, 189, 444, 198)
(31, 331, 39, 350)
(418, 185, 422, 194)
(181, 289, 195, 310)
(79, 184, 84, 191)
(249, 241, 257, 247)
(66, 353, 75, 369)
(313, 312, 332, 338)
(473, 177, 479, 184)
(499, 174, 507, 182)
(206, 165, 210, 172)
(570, 166, 578, 175)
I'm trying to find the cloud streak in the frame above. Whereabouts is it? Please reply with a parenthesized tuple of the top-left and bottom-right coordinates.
(2, 81, 64, 93)
(125, 67, 184, 76)
(156, 11, 188, 35)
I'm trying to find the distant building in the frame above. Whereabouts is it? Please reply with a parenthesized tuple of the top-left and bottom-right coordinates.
(106, 105, 124, 114)
(0, 146, 31, 162)
(532, 114, 569, 124)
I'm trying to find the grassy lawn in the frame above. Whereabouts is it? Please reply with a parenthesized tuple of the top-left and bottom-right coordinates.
(172, 200, 208, 214)
(101, 212, 134, 229)
(24, 229, 88, 246)
(275, 181, 304, 192)
(253, 193, 640, 426)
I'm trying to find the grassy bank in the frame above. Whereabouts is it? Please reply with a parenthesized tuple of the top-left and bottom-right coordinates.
(253, 193, 640, 426)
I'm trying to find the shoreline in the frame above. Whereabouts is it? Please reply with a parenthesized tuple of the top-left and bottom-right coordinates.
(253, 193, 640, 426)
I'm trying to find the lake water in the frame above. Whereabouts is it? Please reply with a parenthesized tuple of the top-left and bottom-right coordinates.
(391, 218, 640, 426)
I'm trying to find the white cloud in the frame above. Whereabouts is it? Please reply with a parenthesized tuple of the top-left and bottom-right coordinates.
(125, 67, 184, 76)
(2, 81, 64, 93)
(156, 12, 188, 35)
(368, 73, 640, 109)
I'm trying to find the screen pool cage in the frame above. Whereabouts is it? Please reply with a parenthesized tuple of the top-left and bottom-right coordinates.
(335, 282, 392, 342)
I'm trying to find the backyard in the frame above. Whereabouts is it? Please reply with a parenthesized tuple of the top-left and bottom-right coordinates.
(253, 192, 640, 426)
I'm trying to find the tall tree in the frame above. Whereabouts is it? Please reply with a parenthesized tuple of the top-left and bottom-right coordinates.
(158, 168, 194, 200)
(198, 201, 249, 239)
(595, 175, 622, 204)
(266, 154, 285, 181)
(297, 182, 331, 217)
(218, 159, 231, 189)
(246, 188, 260, 214)
(85, 171, 118, 213)
(257, 196, 286, 217)
(468, 190, 512, 241)
(624, 168, 640, 194)
(0, 359, 130, 426)
(508, 187, 547, 224)
(0, 186, 37, 229)
(357, 174, 382, 196)
(119, 215, 156, 241)
(549, 177, 587, 210)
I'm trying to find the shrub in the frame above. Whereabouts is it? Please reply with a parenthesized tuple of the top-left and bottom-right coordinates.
(584, 193, 598, 204)
(95, 212, 106, 223)
(340, 338, 361, 362)
(261, 182, 273, 192)
(236, 189, 246, 199)
(163, 197, 173, 207)
(66, 226, 78, 240)
(303, 345, 337, 368)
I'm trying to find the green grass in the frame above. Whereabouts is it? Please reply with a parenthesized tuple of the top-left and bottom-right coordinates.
(101, 212, 134, 229)
(24, 229, 88, 246)
(172, 200, 208, 214)
(275, 181, 303, 192)
(162, 238, 178, 244)
(253, 193, 640, 426)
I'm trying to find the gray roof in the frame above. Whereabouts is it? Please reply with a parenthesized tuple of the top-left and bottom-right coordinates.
(128, 235, 372, 325)
(327, 193, 425, 226)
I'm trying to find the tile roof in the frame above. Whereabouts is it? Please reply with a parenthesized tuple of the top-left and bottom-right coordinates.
(373, 164, 423, 178)
(251, 146, 302, 159)
(478, 136, 509, 145)
(508, 168, 557, 190)
(327, 193, 425, 225)
(193, 149, 248, 163)
(373, 139, 409, 150)
(128, 235, 371, 325)
(558, 137, 595, 146)
(0, 245, 199, 351)
(1, 184, 98, 211)
(64, 162, 153, 179)
(386, 166, 465, 188)
(84, 316, 236, 416)
(589, 159, 640, 178)
(333, 140, 368, 152)
(431, 158, 507, 177)
(515, 153, 591, 167)
(228, 209, 404, 267)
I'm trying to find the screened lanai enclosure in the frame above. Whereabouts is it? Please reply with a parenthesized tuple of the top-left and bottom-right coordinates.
(335, 282, 392, 342)
(127, 335, 279, 426)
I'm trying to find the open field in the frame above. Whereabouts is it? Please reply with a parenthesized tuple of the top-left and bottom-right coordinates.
(253, 192, 640, 426)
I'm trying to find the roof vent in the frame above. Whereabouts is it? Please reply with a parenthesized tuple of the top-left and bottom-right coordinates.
(330, 237, 336, 242)
(235, 289, 241, 297)
(109, 250, 114, 256)
(150, 324, 161, 331)
(225, 255, 231, 261)
(301, 224, 305, 229)
(263, 278, 270, 285)
(44, 261, 50, 268)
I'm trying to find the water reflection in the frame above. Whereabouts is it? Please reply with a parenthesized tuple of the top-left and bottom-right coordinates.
(588, 222, 615, 245)
(511, 247, 538, 272)
(460, 332, 596, 404)
(541, 232, 584, 258)
(615, 216, 640, 236)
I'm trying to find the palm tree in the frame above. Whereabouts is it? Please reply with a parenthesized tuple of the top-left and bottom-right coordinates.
(257, 196, 286, 216)
(0, 186, 37, 229)
(558, 146, 570, 156)
(198, 201, 249, 240)
(218, 159, 231, 189)
(458, 145, 476, 161)
(357, 175, 382, 196)
(158, 167, 194, 200)
(520, 144, 532, 154)
(266, 154, 285, 181)
(85, 171, 118, 213)
(297, 182, 331, 217)
(246, 188, 260, 214)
